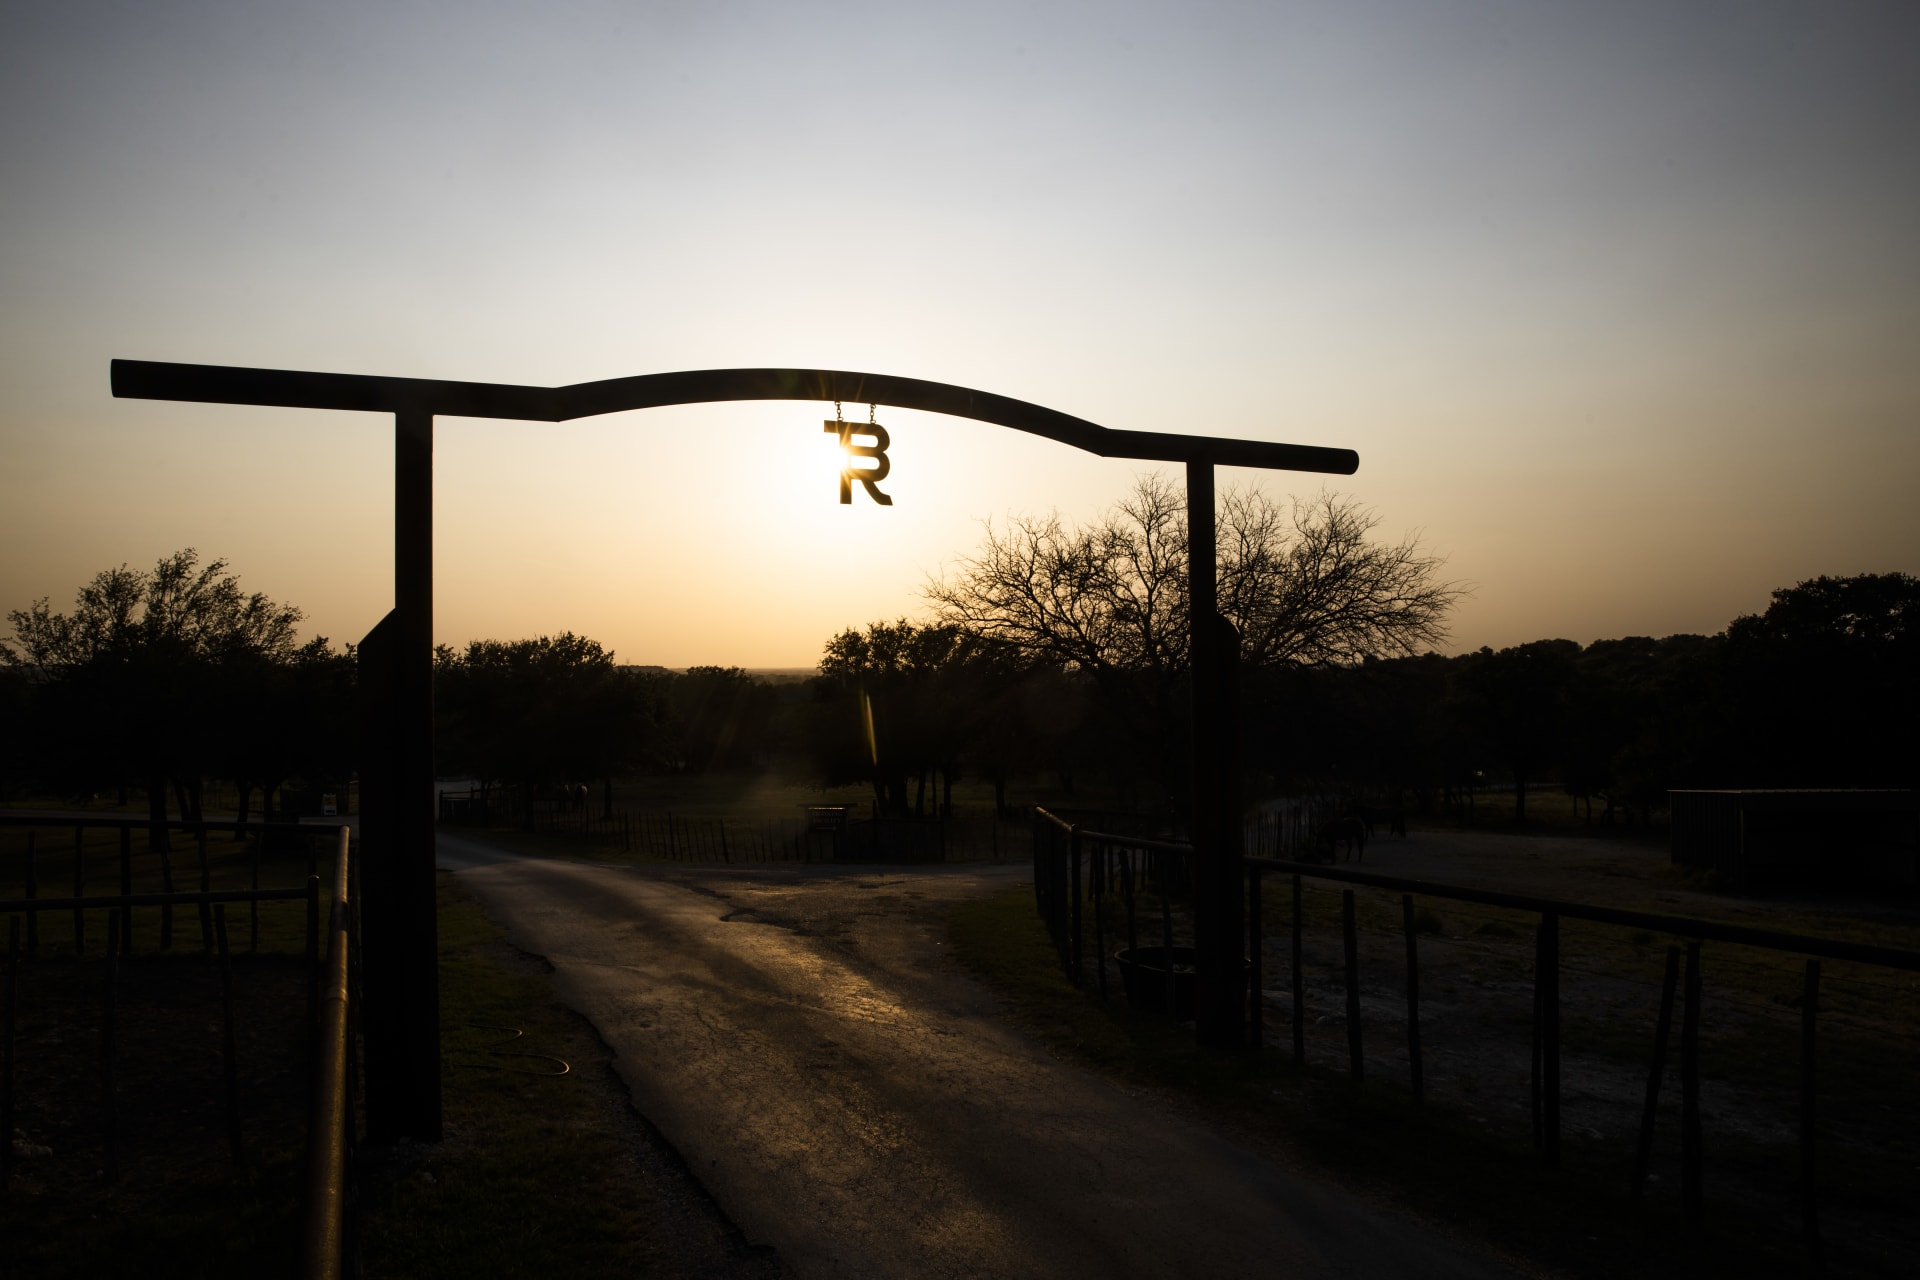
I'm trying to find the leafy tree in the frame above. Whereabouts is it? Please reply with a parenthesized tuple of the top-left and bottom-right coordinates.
(1453, 639, 1579, 823)
(3, 550, 310, 826)
(665, 666, 778, 774)
(815, 621, 1006, 817)
(1721, 573, 1919, 787)
(435, 633, 649, 820)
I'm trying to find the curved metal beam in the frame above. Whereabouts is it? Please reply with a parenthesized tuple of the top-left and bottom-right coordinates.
(111, 359, 1357, 475)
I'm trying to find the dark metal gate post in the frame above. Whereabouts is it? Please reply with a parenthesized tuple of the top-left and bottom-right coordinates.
(357, 408, 442, 1145)
(1187, 459, 1245, 1050)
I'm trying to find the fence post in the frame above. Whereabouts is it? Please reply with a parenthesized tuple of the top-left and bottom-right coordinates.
(71, 826, 85, 956)
(196, 828, 213, 951)
(1801, 959, 1820, 1263)
(214, 904, 244, 1169)
(1633, 945, 1681, 1199)
(99, 913, 120, 1183)
(24, 833, 37, 957)
(306, 875, 322, 1051)
(249, 831, 261, 953)
(1681, 941, 1703, 1221)
(1159, 852, 1176, 1019)
(1068, 826, 1083, 985)
(1342, 889, 1363, 1082)
(1537, 911, 1561, 1169)
(1092, 843, 1108, 1002)
(1291, 875, 1305, 1064)
(1248, 866, 1263, 1051)
(118, 825, 133, 956)
(1401, 894, 1423, 1106)
(159, 828, 176, 952)
(3, 916, 16, 1189)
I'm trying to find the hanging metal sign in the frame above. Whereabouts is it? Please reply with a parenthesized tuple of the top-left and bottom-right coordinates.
(824, 402, 893, 505)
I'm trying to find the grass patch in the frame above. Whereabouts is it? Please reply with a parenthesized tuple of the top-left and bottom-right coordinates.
(947, 885, 1856, 1279)
(357, 872, 780, 1280)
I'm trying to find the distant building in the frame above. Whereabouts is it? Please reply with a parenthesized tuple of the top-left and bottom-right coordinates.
(1669, 790, 1918, 891)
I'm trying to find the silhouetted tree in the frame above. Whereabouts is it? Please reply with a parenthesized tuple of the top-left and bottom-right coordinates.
(926, 476, 1460, 802)
(816, 621, 1006, 816)
(3, 550, 308, 827)
(435, 633, 648, 820)
(665, 666, 778, 774)
(1454, 640, 1579, 822)
(1721, 573, 1919, 787)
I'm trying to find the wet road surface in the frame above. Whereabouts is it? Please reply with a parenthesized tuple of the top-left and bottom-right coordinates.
(437, 833, 1525, 1279)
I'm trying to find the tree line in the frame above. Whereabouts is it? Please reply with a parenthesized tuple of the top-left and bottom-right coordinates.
(6, 510, 1911, 829)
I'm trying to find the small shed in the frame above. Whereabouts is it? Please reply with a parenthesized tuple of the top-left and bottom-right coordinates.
(1669, 790, 1919, 891)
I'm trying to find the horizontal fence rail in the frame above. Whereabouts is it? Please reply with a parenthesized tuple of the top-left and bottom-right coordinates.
(1031, 806, 1920, 1264)
(0, 887, 309, 913)
(0, 815, 338, 834)
(1242, 857, 1920, 974)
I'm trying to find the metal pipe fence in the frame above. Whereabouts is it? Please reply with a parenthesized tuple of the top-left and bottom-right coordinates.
(0, 816, 349, 1269)
(303, 825, 354, 1280)
(1031, 806, 1920, 1264)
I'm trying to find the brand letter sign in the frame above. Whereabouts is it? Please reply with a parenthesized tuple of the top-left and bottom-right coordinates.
(824, 420, 893, 506)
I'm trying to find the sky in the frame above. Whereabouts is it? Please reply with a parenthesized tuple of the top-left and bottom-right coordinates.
(3, 0, 1915, 668)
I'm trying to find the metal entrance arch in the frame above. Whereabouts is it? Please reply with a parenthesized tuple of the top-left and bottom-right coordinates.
(111, 358, 1359, 1140)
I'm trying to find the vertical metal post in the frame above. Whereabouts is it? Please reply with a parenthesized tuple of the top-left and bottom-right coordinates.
(1342, 888, 1363, 1081)
(1539, 911, 1560, 1168)
(196, 828, 213, 951)
(1801, 959, 1820, 1263)
(71, 826, 84, 955)
(306, 874, 322, 1047)
(1093, 844, 1108, 1002)
(360, 408, 443, 1145)
(1633, 946, 1681, 1199)
(1402, 894, 1423, 1106)
(158, 827, 175, 951)
(1187, 458, 1244, 1049)
(1068, 826, 1082, 984)
(1681, 941, 1703, 1221)
(24, 833, 37, 956)
(214, 904, 244, 1169)
(1159, 853, 1175, 1019)
(117, 825, 132, 955)
(2, 916, 16, 1189)
(99, 913, 120, 1183)
(1247, 866, 1263, 1050)
(1291, 875, 1305, 1063)
(248, 831, 260, 953)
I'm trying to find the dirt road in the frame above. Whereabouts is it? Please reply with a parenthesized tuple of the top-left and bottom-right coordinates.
(437, 833, 1523, 1279)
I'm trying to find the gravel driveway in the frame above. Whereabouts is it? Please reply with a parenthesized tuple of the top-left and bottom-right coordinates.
(437, 832, 1524, 1279)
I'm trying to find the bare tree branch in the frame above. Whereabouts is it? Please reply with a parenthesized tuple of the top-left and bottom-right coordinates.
(925, 477, 1462, 676)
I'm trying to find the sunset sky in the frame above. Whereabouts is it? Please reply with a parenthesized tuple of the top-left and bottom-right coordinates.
(3, 1, 1915, 668)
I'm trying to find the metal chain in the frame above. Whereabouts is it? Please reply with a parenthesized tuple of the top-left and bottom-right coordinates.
(869, 402, 876, 424)
(834, 400, 843, 423)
